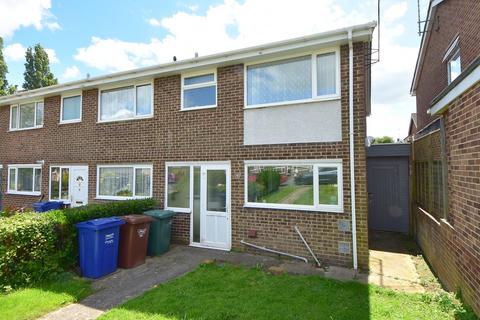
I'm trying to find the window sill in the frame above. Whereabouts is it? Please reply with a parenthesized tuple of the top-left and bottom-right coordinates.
(244, 95, 340, 110)
(180, 105, 217, 112)
(7, 191, 41, 196)
(97, 115, 154, 124)
(95, 195, 151, 201)
(165, 207, 191, 213)
(243, 203, 344, 213)
(8, 126, 43, 132)
(59, 120, 82, 125)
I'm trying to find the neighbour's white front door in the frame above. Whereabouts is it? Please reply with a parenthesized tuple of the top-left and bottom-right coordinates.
(70, 166, 88, 207)
(200, 165, 231, 250)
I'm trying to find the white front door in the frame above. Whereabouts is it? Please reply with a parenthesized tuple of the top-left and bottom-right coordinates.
(200, 165, 231, 250)
(70, 166, 88, 207)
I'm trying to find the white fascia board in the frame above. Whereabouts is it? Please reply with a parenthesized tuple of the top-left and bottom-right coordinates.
(0, 22, 375, 105)
(429, 63, 480, 115)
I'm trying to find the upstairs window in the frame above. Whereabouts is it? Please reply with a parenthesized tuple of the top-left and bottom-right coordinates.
(61, 94, 82, 123)
(246, 49, 339, 108)
(99, 83, 152, 122)
(10, 102, 44, 130)
(447, 50, 461, 84)
(8, 165, 42, 195)
(182, 72, 217, 110)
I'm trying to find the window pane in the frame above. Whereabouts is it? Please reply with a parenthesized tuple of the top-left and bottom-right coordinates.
(183, 86, 216, 108)
(136, 85, 152, 116)
(62, 96, 81, 121)
(100, 87, 134, 121)
(11, 106, 18, 129)
(448, 52, 461, 83)
(51, 167, 60, 200)
(19, 103, 35, 129)
(207, 170, 227, 212)
(167, 166, 190, 208)
(60, 168, 69, 199)
(36, 102, 44, 126)
(17, 168, 34, 192)
(247, 165, 313, 205)
(9, 168, 16, 190)
(247, 56, 312, 105)
(192, 166, 201, 243)
(99, 167, 133, 197)
(135, 168, 151, 197)
(34, 168, 42, 192)
(184, 74, 214, 85)
(319, 167, 338, 205)
(316, 53, 336, 96)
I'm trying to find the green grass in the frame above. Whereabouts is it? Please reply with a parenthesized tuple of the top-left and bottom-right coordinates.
(0, 273, 91, 320)
(100, 263, 475, 320)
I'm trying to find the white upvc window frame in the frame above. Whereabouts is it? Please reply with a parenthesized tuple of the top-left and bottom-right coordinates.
(96, 164, 153, 200)
(7, 164, 42, 196)
(9, 101, 44, 131)
(443, 36, 461, 85)
(244, 159, 343, 213)
(181, 70, 217, 111)
(447, 49, 461, 85)
(97, 81, 154, 123)
(60, 93, 82, 124)
(244, 47, 341, 109)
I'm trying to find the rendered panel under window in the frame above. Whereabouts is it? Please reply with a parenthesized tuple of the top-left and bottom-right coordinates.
(167, 167, 190, 208)
(247, 56, 312, 106)
(135, 168, 151, 197)
(19, 103, 35, 129)
(316, 52, 336, 96)
(183, 86, 216, 108)
(99, 167, 134, 197)
(318, 167, 338, 205)
(136, 85, 152, 116)
(100, 87, 134, 121)
(9, 168, 16, 190)
(247, 165, 313, 206)
(17, 168, 34, 192)
(62, 96, 81, 121)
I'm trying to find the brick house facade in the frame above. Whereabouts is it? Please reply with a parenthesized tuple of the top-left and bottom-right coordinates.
(0, 24, 374, 269)
(410, 0, 480, 314)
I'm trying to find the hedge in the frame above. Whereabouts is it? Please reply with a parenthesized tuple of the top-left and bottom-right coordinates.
(0, 198, 156, 290)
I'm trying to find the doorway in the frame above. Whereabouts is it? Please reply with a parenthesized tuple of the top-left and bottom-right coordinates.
(49, 165, 89, 207)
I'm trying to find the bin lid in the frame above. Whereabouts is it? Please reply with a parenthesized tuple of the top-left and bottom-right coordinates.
(143, 209, 176, 219)
(76, 217, 125, 230)
(121, 214, 154, 225)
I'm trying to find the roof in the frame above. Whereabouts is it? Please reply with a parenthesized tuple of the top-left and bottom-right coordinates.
(0, 22, 376, 106)
(410, 0, 447, 95)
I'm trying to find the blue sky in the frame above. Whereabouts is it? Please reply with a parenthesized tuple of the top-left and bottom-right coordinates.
(0, 0, 428, 139)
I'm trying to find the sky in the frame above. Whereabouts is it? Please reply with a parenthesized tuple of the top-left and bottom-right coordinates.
(0, 0, 428, 140)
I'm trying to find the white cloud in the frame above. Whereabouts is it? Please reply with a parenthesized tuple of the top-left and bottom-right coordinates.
(74, 0, 417, 139)
(45, 48, 59, 63)
(61, 65, 81, 80)
(4, 43, 26, 61)
(0, 0, 60, 38)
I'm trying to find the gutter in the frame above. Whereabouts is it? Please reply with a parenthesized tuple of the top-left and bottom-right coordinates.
(348, 30, 358, 270)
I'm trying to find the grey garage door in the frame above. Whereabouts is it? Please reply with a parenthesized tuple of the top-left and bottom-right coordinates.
(367, 144, 410, 234)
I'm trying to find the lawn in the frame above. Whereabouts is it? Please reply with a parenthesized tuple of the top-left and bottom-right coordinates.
(0, 273, 91, 320)
(100, 263, 474, 320)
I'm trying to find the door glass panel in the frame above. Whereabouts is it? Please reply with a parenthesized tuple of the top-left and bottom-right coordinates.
(193, 166, 201, 243)
(167, 166, 190, 208)
(61, 168, 69, 200)
(206, 169, 226, 212)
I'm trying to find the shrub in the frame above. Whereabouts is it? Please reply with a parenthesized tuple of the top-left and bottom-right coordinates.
(0, 198, 156, 290)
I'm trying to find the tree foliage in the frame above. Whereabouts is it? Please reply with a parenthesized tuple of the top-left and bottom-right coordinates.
(23, 44, 58, 90)
(0, 37, 17, 96)
(373, 136, 395, 144)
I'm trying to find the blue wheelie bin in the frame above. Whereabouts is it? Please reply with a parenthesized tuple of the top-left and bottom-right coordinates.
(76, 217, 125, 279)
(33, 201, 63, 212)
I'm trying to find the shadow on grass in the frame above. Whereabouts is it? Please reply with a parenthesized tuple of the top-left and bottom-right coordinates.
(0, 273, 91, 320)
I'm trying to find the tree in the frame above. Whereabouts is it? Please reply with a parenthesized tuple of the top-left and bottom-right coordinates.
(373, 136, 395, 144)
(23, 44, 57, 90)
(0, 37, 16, 96)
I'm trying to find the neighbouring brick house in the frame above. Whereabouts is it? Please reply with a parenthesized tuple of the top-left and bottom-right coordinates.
(410, 0, 480, 314)
(0, 22, 375, 270)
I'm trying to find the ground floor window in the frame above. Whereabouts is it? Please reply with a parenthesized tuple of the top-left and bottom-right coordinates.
(244, 160, 343, 212)
(7, 165, 42, 195)
(97, 164, 152, 200)
(50, 167, 70, 201)
(166, 165, 191, 211)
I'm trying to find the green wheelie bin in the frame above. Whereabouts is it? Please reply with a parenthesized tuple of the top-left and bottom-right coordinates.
(143, 209, 176, 255)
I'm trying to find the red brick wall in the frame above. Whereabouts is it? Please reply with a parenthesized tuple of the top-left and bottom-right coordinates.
(414, 81, 480, 315)
(415, 0, 480, 130)
(0, 42, 370, 269)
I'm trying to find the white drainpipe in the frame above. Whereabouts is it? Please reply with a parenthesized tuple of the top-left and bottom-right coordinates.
(348, 29, 358, 270)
